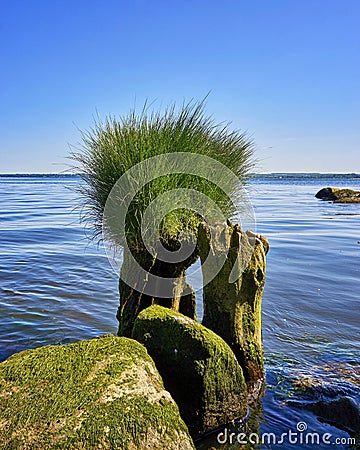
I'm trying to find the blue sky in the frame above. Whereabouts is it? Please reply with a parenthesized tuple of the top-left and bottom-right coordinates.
(1, 0, 359, 173)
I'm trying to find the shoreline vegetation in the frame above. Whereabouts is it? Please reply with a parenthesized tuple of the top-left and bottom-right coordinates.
(66, 99, 269, 438)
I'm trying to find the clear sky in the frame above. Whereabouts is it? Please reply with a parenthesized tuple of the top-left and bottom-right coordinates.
(1, 0, 359, 173)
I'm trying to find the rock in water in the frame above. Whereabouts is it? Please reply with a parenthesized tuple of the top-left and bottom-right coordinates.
(0, 334, 195, 450)
(198, 221, 269, 385)
(132, 305, 248, 438)
(315, 187, 360, 203)
(302, 396, 360, 433)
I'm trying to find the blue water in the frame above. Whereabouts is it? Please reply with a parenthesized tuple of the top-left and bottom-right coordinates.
(248, 177, 360, 450)
(0, 174, 359, 449)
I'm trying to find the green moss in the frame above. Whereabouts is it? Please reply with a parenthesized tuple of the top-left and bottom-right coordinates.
(199, 222, 268, 383)
(117, 247, 197, 337)
(132, 306, 247, 437)
(0, 334, 194, 449)
(134, 306, 240, 366)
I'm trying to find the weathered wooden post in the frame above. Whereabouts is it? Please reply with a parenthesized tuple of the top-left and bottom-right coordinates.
(117, 247, 197, 336)
(198, 221, 269, 386)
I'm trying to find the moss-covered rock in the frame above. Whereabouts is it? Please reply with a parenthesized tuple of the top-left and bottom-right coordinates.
(0, 334, 195, 450)
(315, 187, 360, 203)
(132, 305, 248, 438)
(198, 221, 269, 386)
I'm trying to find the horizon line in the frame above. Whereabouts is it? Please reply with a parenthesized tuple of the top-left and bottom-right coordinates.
(0, 172, 359, 176)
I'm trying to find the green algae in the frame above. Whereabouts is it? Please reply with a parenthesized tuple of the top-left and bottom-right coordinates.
(199, 222, 268, 383)
(132, 305, 248, 438)
(0, 334, 194, 450)
(117, 247, 197, 337)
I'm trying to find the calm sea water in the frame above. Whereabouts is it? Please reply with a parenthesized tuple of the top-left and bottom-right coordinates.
(1, 174, 359, 449)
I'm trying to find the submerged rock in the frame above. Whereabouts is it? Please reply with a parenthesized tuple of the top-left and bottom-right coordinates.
(303, 396, 360, 433)
(0, 334, 195, 450)
(287, 362, 360, 437)
(315, 187, 360, 203)
(198, 221, 269, 385)
(132, 305, 248, 438)
(289, 396, 360, 436)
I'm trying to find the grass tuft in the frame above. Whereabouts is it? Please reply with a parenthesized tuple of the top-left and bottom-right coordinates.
(70, 99, 255, 250)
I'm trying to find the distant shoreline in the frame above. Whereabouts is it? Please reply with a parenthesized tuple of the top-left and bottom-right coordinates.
(0, 173, 80, 177)
(1, 173, 360, 179)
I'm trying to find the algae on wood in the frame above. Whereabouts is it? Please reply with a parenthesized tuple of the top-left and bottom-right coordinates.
(198, 221, 269, 385)
(132, 305, 248, 438)
(117, 248, 197, 337)
(0, 334, 194, 450)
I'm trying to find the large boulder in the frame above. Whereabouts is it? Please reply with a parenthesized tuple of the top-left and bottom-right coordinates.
(132, 305, 248, 438)
(198, 221, 269, 386)
(315, 187, 360, 203)
(0, 334, 195, 450)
